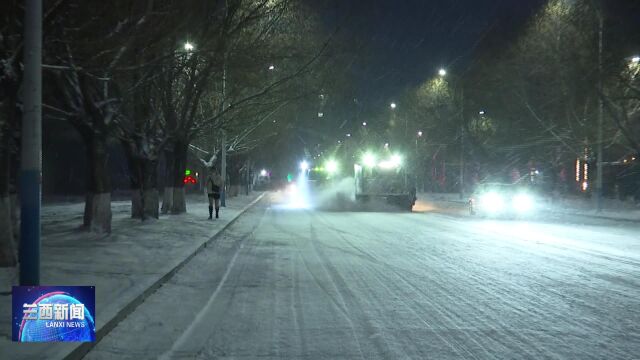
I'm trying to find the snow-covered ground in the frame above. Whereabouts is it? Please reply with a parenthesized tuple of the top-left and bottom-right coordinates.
(0, 192, 263, 360)
(78, 192, 639, 359)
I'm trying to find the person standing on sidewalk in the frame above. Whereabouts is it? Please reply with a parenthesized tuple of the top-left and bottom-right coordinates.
(206, 167, 223, 219)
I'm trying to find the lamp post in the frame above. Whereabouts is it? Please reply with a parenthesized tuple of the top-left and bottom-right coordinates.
(416, 131, 423, 191)
(595, 11, 604, 212)
(439, 68, 465, 199)
(20, 0, 42, 285)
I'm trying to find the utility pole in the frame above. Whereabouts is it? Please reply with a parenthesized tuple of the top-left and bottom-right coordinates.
(220, 55, 227, 207)
(20, 0, 42, 285)
(595, 10, 604, 212)
(221, 130, 227, 207)
(459, 88, 465, 200)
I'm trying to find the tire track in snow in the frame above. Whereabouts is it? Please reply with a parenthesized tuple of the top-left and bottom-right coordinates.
(397, 213, 639, 359)
(291, 253, 309, 357)
(158, 206, 268, 360)
(315, 212, 597, 359)
(307, 222, 396, 358)
(313, 212, 511, 360)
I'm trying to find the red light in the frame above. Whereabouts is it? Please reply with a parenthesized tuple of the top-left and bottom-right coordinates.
(183, 175, 197, 184)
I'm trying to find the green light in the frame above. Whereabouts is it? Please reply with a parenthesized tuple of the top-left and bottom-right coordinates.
(185, 169, 192, 176)
(287, 173, 293, 182)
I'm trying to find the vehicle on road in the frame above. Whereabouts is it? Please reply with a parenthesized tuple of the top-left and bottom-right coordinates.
(354, 152, 416, 211)
(469, 183, 537, 217)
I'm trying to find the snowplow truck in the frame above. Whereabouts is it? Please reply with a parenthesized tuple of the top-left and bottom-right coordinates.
(354, 154, 416, 211)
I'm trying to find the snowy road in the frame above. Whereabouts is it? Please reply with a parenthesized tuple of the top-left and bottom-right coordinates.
(85, 193, 640, 359)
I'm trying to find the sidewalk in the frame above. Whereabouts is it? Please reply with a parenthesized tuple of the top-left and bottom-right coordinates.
(418, 192, 640, 222)
(0, 191, 264, 360)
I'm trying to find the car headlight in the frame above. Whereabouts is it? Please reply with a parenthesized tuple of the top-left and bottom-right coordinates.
(513, 193, 534, 213)
(479, 192, 505, 213)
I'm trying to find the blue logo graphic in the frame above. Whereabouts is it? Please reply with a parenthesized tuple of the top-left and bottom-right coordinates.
(12, 286, 96, 342)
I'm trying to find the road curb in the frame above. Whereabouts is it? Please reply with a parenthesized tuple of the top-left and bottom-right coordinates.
(64, 192, 266, 360)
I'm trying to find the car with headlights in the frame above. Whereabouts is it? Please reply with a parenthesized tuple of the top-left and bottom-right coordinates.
(468, 183, 536, 217)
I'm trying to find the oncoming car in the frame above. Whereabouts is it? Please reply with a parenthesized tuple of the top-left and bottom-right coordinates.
(469, 183, 537, 218)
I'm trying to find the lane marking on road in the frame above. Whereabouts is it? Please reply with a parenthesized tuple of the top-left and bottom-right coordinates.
(158, 206, 268, 360)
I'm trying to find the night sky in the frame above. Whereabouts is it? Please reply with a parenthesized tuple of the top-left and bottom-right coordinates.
(316, 0, 546, 108)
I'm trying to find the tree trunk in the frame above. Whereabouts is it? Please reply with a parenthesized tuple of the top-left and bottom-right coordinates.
(0, 195, 16, 267)
(142, 158, 159, 219)
(82, 134, 112, 233)
(161, 148, 175, 214)
(170, 140, 188, 214)
(124, 142, 159, 220)
(131, 189, 143, 219)
(0, 129, 17, 267)
(125, 144, 144, 219)
(0, 91, 20, 267)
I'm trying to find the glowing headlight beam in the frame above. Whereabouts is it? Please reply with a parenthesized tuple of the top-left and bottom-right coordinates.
(325, 159, 339, 174)
(479, 192, 505, 213)
(363, 153, 376, 168)
(391, 154, 402, 166)
(299, 160, 309, 171)
(513, 193, 534, 213)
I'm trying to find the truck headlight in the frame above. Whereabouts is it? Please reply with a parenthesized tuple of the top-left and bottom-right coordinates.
(362, 153, 376, 168)
(513, 193, 534, 213)
(390, 154, 402, 166)
(480, 192, 505, 213)
(325, 159, 339, 174)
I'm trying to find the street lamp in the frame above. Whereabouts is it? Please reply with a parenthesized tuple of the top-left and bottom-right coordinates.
(184, 42, 194, 51)
(362, 121, 367, 126)
(390, 102, 397, 109)
(438, 67, 465, 198)
(417, 130, 423, 137)
(268, 64, 275, 70)
(632, 56, 640, 63)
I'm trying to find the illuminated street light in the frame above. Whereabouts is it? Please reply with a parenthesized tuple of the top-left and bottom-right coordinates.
(479, 110, 485, 115)
(299, 160, 309, 171)
(362, 121, 367, 126)
(346, 133, 351, 137)
(260, 169, 268, 177)
(632, 56, 640, 63)
(390, 102, 397, 109)
(268, 64, 275, 70)
(417, 131, 423, 137)
(184, 42, 194, 51)
(438, 68, 447, 77)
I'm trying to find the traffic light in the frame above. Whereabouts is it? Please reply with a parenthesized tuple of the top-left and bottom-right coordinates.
(183, 169, 197, 184)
